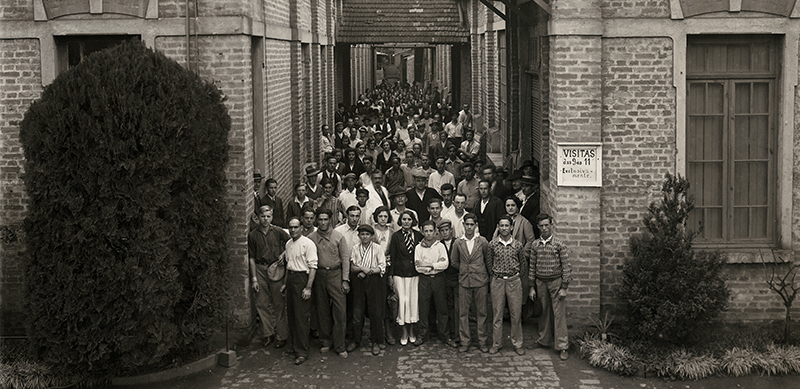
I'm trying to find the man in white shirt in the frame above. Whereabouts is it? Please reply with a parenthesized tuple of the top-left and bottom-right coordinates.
(337, 173, 359, 223)
(366, 170, 391, 211)
(459, 129, 481, 164)
(428, 155, 455, 195)
(335, 206, 362, 253)
(354, 189, 375, 226)
(439, 183, 456, 226)
(283, 217, 318, 365)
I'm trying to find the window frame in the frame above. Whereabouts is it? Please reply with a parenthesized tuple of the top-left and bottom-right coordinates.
(685, 35, 780, 248)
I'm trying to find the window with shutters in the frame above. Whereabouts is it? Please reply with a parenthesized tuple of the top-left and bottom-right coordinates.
(686, 35, 778, 246)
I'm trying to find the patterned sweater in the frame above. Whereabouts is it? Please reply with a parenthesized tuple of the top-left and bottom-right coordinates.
(528, 236, 571, 287)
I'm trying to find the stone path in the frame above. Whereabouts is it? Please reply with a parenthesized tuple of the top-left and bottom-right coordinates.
(215, 320, 597, 389)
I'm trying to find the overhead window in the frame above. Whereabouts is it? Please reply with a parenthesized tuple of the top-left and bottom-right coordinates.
(55, 35, 140, 73)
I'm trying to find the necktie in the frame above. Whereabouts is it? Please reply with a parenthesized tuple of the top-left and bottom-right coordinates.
(377, 186, 388, 207)
(404, 230, 415, 254)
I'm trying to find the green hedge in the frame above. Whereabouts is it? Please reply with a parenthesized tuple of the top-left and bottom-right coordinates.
(20, 41, 231, 374)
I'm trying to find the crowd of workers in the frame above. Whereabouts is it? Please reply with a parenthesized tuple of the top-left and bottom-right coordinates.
(248, 81, 571, 366)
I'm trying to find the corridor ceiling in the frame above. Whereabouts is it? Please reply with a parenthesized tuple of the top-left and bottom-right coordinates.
(337, 0, 470, 44)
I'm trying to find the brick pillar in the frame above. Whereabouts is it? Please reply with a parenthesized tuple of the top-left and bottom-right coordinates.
(546, 0, 602, 325)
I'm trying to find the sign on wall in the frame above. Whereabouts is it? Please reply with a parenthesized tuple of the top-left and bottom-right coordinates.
(556, 143, 602, 187)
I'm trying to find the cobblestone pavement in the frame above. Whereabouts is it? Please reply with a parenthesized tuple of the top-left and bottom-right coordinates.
(211, 321, 607, 389)
(106, 320, 800, 389)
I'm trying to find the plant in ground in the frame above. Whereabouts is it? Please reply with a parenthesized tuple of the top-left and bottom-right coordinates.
(20, 41, 231, 375)
(763, 257, 800, 344)
(618, 173, 730, 345)
(719, 347, 762, 377)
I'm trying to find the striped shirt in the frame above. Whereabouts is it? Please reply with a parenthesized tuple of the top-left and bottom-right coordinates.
(529, 235, 571, 287)
(351, 241, 387, 276)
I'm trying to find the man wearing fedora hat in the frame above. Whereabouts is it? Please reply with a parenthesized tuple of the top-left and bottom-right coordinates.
(405, 167, 442, 223)
(305, 164, 323, 201)
(519, 175, 540, 237)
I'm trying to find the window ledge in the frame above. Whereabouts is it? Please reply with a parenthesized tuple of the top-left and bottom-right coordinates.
(701, 248, 794, 264)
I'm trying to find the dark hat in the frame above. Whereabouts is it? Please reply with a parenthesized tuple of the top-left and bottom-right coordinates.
(507, 170, 523, 182)
(305, 165, 320, 177)
(356, 224, 375, 235)
(254, 172, 263, 180)
(389, 188, 407, 198)
(437, 219, 452, 229)
(410, 167, 428, 179)
(356, 188, 370, 197)
(519, 175, 537, 186)
(520, 160, 534, 169)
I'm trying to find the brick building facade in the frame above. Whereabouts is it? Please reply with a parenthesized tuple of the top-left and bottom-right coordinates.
(0, 0, 336, 335)
(1, 0, 799, 337)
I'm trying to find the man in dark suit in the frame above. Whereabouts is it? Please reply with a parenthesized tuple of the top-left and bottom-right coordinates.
(405, 167, 442, 223)
(482, 166, 512, 200)
(260, 178, 286, 228)
(474, 179, 504, 240)
(518, 175, 541, 238)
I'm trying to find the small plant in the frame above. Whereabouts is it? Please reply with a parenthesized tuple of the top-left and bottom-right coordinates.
(586, 342, 639, 376)
(664, 349, 718, 380)
(590, 311, 615, 341)
(618, 173, 730, 344)
(763, 257, 800, 344)
(758, 344, 800, 375)
(719, 347, 761, 377)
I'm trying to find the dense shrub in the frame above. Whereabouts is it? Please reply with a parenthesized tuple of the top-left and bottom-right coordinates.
(618, 173, 729, 345)
(20, 41, 231, 374)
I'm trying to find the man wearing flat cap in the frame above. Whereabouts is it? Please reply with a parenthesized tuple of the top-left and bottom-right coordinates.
(405, 167, 442, 223)
(348, 224, 387, 355)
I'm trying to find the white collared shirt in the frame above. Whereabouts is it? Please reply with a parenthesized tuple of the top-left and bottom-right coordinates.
(462, 234, 477, 255)
(285, 235, 318, 273)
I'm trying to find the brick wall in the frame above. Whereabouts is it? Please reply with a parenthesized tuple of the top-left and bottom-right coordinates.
(547, 34, 603, 324)
(601, 0, 670, 18)
(486, 31, 497, 129)
(264, 0, 291, 27)
(552, 0, 601, 19)
(599, 37, 676, 314)
(265, 39, 297, 202)
(159, 0, 248, 18)
(720, 263, 800, 322)
(0, 39, 42, 335)
(0, 0, 32, 20)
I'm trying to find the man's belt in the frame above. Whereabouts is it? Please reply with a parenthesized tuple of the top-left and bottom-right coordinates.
(318, 265, 341, 271)
(494, 272, 519, 279)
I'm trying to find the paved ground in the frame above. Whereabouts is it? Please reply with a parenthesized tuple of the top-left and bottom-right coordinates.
(104, 318, 800, 389)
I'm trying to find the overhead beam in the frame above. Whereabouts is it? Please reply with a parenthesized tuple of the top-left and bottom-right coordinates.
(498, 0, 537, 26)
(517, 0, 552, 15)
(479, 0, 508, 21)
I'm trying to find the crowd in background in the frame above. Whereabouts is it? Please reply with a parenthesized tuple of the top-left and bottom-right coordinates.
(247, 80, 571, 367)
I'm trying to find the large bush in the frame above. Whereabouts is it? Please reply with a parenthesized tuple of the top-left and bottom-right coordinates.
(618, 173, 729, 345)
(20, 41, 231, 374)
